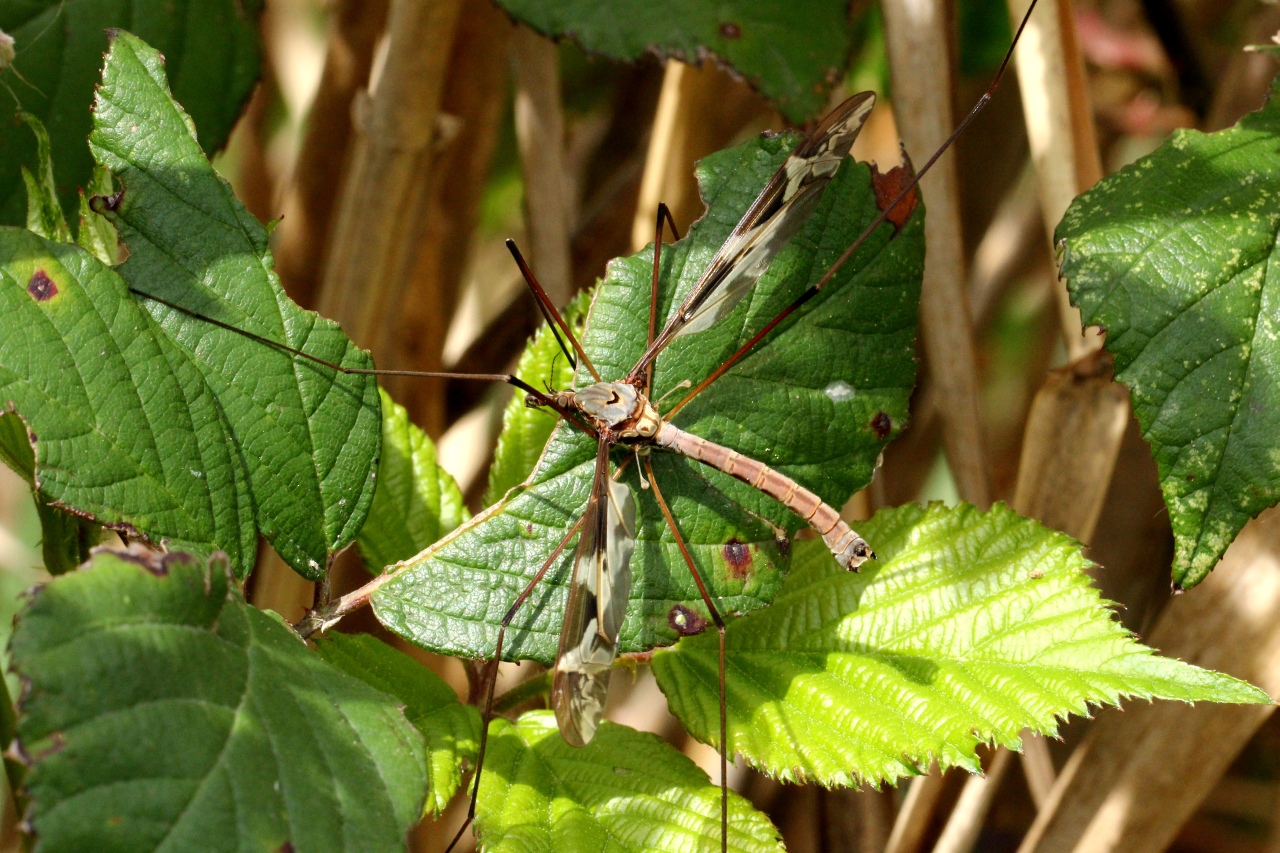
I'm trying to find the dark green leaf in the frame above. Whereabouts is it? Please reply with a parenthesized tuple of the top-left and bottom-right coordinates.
(475, 712, 782, 853)
(374, 133, 922, 664)
(12, 548, 427, 853)
(494, 0, 851, 122)
(358, 389, 467, 572)
(0, 228, 257, 575)
(33, 496, 97, 576)
(91, 32, 381, 580)
(20, 109, 118, 264)
(315, 632, 480, 816)
(654, 503, 1271, 786)
(1058, 76, 1280, 587)
(0, 1, 262, 225)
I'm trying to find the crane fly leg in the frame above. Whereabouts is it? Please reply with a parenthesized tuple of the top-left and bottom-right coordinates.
(643, 455, 729, 853)
(444, 511, 588, 853)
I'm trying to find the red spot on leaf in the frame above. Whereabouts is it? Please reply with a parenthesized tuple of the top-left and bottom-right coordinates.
(90, 187, 125, 214)
(872, 155, 919, 229)
(870, 411, 892, 439)
(723, 539, 752, 578)
(719, 22, 742, 39)
(668, 604, 707, 636)
(27, 270, 57, 301)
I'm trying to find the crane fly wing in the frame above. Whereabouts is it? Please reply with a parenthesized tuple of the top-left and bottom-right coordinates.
(661, 91, 876, 343)
(551, 439, 636, 747)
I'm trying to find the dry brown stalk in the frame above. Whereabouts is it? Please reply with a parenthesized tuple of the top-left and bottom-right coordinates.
(271, 0, 389, 310)
(1003, 0, 1103, 358)
(882, 0, 992, 510)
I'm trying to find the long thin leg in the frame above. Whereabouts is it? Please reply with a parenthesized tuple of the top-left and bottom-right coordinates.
(644, 456, 729, 853)
(505, 239, 601, 382)
(444, 512, 589, 853)
(645, 203, 681, 399)
(661, 0, 1042, 421)
(127, 286, 592, 426)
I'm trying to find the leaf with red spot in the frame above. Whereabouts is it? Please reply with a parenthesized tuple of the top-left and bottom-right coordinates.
(0, 229, 258, 575)
(375, 130, 925, 664)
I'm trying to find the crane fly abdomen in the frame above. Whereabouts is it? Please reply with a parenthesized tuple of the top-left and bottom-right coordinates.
(652, 422, 872, 571)
(561, 381, 872, 571)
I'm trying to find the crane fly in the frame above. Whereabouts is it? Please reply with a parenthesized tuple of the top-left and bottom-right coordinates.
(526, 89, 879, 743)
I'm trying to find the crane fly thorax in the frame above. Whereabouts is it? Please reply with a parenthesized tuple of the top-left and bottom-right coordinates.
(559, 381, 661, 440)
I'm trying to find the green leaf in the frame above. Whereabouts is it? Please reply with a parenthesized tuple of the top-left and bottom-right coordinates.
(0, 410, 33, 479)
(358, 389, 468, 572)
(75, 166, 118, 265)
(0, 228, 258, 575)
(0, 1, 262, 226)
(485, 289, 589, 505)
(475, 711, 782, 853)
(18, 112, 68, 242)
(315, 632, 480, 816)
(12, 548, 428, 853)
(1057, 76, 1280, 588)
(654, 503, 1271, 786)
(494, 0, 850, 123)
(33, 496, 98, 576)
(373, 133, 923, 664)
(90, 31, 381, 580)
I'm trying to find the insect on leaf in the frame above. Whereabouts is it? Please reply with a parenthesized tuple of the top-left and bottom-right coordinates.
(373, 129, 924, 664)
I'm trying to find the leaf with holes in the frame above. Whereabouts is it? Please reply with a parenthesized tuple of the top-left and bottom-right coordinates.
(0, 2, 262, 226)
(1058, 76, 1280, 588)
(653, 503, 1270, 786)
(12, 549, 427, 853)
(373, 130, 923, 664)
(474, 712, 782, 853)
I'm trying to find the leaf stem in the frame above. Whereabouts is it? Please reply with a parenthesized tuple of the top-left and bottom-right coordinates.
(493, 670, 552, 714)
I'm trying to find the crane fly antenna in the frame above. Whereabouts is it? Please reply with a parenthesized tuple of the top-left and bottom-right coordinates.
(505, 239, 598, 381)
(663, 0, 1041, 420)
